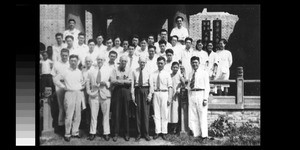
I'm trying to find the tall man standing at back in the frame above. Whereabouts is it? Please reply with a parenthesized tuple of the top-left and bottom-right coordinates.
(148, 56, 173, 140)
(170, 16, 189, 45)
(53, 54, 86, 142)
(187, 56, 210, 140)
(63, 19, 81, 46)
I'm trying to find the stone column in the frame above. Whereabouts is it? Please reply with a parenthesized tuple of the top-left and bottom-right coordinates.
(236, 67, 244, 107)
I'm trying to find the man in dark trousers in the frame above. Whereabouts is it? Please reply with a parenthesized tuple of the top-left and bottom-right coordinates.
(131, 56, 151, 141)
(110, 55, 133, 142)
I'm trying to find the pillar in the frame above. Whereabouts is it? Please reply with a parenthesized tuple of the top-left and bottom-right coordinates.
(236, 67, 244, 107)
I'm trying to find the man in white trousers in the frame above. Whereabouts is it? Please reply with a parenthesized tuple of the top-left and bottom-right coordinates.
(148, 56, 173, 140)
(187, 56, 210, 140)
(86, 55, 111, 141)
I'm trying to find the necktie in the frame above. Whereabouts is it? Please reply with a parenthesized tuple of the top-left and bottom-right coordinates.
(157, 72, 161, 90)
(190, 70, 196, 89)
(138, 68, 143, 86)
(130, 57, 133, 67)
(96, 68, 101, 84)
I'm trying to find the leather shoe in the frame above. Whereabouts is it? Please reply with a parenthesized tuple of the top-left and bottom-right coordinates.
(135, 135, 141, 141)
(124, 136, 130, 141)
(162, 134, 167, 140)
(104, 135, 110, 141)
(64, 136, 70, 142)
(87, 134, 95, 141)
(113, 136, 118, 142)
(153, 134, 159, 140)
(145, 135, 151, 141)
(72, 135, 81, 138)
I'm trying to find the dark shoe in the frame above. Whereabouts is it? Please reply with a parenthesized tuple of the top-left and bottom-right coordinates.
(124, 136, 130, 141)
(153, 134, 159, 140)
(72, 135, 81, 138)
(135, 135, 141, 142)
(113, 136, 118, 142)
(145, 135, 151, 141)
(162, 134, 167, 140)
(202, 137, 208, 142)
(87, 134, 95, 141)
(104, 135, 110, 141)
(64, 136, 70, 142)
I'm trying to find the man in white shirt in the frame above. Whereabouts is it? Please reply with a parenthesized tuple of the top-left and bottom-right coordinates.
(94, 34, 107, 55)
(154, 29, 172, 52)
(52, 33, 66, 64)
(170, 16, 189, 45)
(63, 19, 81, 46)
(119, 39, 129, 57)
(206, 42, 218, 80)
(193, 39, 209, 71)
(170, 35, 184, 62)
(147, 34, 155, 47)
(76, 32, 89, 68)
(187, 56, 210, 140)
(83, 39, 99, 67)
(51, 48, 70, 132)
(100, 38, 114, 62)
(131, 56, 152, 141)
(164, 49, 175, 74)
(40, 51, 54, 94)
(112, 36, 124, 55)
(148, 56, 173, 140)
(53, 54, 86, 142)
(126, 44, 139, 71)
(180, 37, 194, 77)
(86, 55, 112, 141)
(132, 34, 141, 52)
(65, 35, 80, 57)
(135, 38, 148, 58)
(157, 40, 168, 59)
(145, 45, 158, 74)
(105, 50, 118, 71)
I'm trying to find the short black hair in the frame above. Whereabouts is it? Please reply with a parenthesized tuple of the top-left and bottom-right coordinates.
(140, 38, 147, 42)
(97, 34, 104, 39)
(157, 56, 166, 62)
(148, 34, 155, 38)
(219, 38, 228, 45)
(158, 40, 167, 45)
(109, 50, 118, 57)
(88, 39, 95, 44)
(128, 43, 135, 48)
(185, 37, 193, 43)
(68, 19, 76, 23)
(196, 39, 203, 50)
(165, 49, 174, 55)
(78, 32, 85, 37)
(160, 29, 168, 33)
(175, 16, 184, 22)
(69, 54, 79, 60)
(40, 42, 46, 51)
(65, 35, 74, 41)
(61, 48, 69, 54)
(114, 36, 121, 41)
(171, 61, 179, 67)
(171, 35, 179, 41)
(132, 34, 139, 39)
(106, 37, 113, 42)
(148, 45, 156, 50)
(190, 56, 200, 63)
(55, 33, 63, 38)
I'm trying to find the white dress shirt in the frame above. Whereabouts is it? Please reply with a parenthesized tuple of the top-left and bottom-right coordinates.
(63, 28, 81, 45)
(40, 59, 53, 74)
(180, 47, 194, 77)
(149, 69, 172, 94)
(126, 55, 139, 71)
(94, 44, 107, 55)
(54, 67, 84, 91)
(170, 26, 189, 41)
(215, 49, 232, 78)
(207, 51, 218, 76)
(52, 43, 67, 63)
(187, 68, 210, 100)
(145, 55, 158, 74)
(51, 60, 70, 78)
(154, 42, 172, 54)
(134, 47, 149, 58)
(192, 50, 209, 70)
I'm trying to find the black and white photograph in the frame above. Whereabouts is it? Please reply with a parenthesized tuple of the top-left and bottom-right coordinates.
(39, 4, 260, 146)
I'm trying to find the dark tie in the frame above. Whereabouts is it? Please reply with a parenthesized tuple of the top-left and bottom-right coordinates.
(157, 72, 161, 90)
(96, 68, 101, 84)
(138, 68, 143, 86)
(190, 70, 196, 89)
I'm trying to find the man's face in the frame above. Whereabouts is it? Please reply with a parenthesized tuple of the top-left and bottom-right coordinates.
(69, 21, 76, 30)
(61, 52, 69, 62)
(140, 40, 147, 50)
(114, 38, 121, 47)
(160, 31, 167, 40)
(106, 39, 113, 49)
(207, 43, 213, 51)
(123, 41, 129, 50)
(171, 37, 178, 46)
(148, 36, 154, 45)
(56, 35, 63, 44)
(185, 40, 192, 49)
(132, 38, 139, 46)
(219, 41, 225, 50)
(85, 58, 92, 68)
(191, 59, 199, 70)
(197, 42, 203, 50)
(88, 42, 95, 51)
(176, 18, 183, 27)
(128, 46, 135, 56)
(44, 87, 52, 98)
(119, 58, 128, 68)
(97, 36, 104, 45)
(157, 59, 165, 71)
(171, 64, 179, 74)
(69, 57, 78, 68)
(66, 38, 73, 47)
(166, 53, 173, 62)
(109, 53, 117, 62)
(139, 59, 146, 69)
(159, 44, 166, 52)
(148, 48, 155, 58)
(78, 35, 85, 44)
(42, 52, 48, 60)
(96, 57, 105, 68)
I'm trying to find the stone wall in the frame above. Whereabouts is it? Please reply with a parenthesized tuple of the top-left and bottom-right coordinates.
(208, 110, 260, 128)
(40, 5, 65, 48)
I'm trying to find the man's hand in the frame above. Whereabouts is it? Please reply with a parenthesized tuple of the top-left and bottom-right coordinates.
(147, 95, 152, 103)
(203, 99, 208, 106)
(89, 91, 98, 98)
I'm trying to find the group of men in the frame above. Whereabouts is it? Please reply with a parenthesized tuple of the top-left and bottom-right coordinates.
(40, 16, 233, 143)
